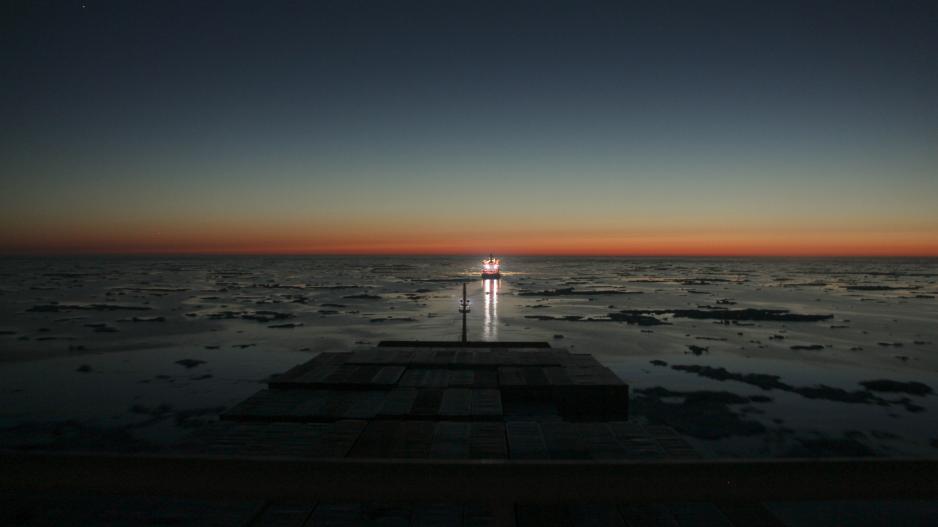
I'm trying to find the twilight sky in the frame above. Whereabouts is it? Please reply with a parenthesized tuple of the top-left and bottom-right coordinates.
(2, 0, 937, 255)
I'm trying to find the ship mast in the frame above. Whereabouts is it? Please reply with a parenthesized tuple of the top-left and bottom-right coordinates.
(458, 282, 470, 344)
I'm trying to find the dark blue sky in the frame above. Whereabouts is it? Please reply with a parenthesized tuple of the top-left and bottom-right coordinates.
(2, 1, 937, 254)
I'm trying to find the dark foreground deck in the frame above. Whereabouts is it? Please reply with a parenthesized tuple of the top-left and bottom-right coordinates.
(186, 345, 682, 464)
(3, 343, 938, 526)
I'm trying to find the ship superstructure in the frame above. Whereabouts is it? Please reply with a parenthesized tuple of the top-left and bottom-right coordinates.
(481, 254, 501, 279)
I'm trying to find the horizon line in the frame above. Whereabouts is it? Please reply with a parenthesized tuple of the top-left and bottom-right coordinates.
(3, 250, 938, 259)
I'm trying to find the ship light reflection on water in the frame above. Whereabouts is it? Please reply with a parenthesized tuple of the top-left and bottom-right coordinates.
(483, 278, 498, 341)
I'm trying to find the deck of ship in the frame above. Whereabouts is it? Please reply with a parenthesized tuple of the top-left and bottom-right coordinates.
(5, 342, 934, 526)
(169, 342, 782, 526)
(187, 345, 649, 458)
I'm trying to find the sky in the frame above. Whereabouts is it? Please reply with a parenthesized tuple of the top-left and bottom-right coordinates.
(1, 0, 937, 256)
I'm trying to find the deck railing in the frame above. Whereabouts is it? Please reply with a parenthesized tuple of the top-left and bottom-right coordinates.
(3, 452, 936, 503)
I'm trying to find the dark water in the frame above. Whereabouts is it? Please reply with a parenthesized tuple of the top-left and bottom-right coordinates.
(0, 256, 936, 457)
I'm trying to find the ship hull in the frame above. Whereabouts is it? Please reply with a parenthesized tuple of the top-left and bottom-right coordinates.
(481, 272, 501, 279)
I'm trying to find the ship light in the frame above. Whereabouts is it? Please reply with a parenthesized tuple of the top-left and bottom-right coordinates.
(481, 255, 500, 276)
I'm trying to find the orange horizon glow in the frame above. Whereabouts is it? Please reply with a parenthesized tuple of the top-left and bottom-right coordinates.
(3, 228, 937, 257)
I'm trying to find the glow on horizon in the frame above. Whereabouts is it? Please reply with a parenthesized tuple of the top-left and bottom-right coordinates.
(3, 223, 937, 257)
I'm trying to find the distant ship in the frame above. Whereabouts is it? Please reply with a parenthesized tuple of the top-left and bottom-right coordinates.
(481, 254, 501, 279)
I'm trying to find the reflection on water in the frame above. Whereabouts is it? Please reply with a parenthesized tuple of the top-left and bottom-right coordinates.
(482, 278, 498, 341)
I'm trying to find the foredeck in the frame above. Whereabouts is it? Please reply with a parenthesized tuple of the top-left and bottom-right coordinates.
(187, 345, 645, 460)
(6, 343, 933, 525)
(168, 343, 747, 526)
